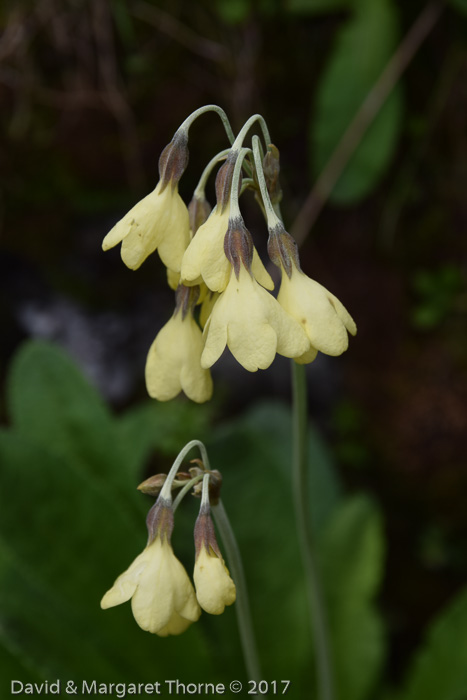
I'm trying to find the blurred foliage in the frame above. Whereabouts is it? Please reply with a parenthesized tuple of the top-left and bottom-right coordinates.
(449, 0, 467, 16)
(1, 341, 467, 699)
(410, 264, 464, 330)
(312, 0, 402, 203)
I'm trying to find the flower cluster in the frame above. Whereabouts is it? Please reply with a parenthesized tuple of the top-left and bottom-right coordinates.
(101, 464, 235, 636)
(102, 106, 356, 403)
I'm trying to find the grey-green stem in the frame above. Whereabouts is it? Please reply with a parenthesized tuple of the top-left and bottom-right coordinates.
(292, 362, 334, 700)
(231, 113, 271, 153)
(179, 105, 235, 145)
(212, 499, 262, 684)
(229, 147, 252, 219)
(251, 135, 281, 229)
(194, 149, 231, 199)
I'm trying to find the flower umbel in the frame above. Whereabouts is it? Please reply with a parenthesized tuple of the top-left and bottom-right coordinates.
(100, 497, 201, 636)
(193, 474, 236, 615)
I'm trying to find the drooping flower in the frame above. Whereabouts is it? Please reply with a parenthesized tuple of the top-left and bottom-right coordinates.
(181, 204, 273, 293)
(102, 131, 191, 271)
(277, 263, 357, 359)
(193, 476, 236, 615)
(194, 546, 236, 616)
(268, 223, 356, 361)
(201, 264, 310, 372)
(145, 286, 212, 403)
(101, 500, 200, 636)
(102, 181, 190, 272)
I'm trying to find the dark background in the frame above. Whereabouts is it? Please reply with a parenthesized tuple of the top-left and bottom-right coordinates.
(1, 0, 466, 695)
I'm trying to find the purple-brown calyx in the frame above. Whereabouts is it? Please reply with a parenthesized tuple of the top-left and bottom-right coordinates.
(224, 217, 254, 279)
(188, 195, 212, 235)
(146, 497, 174, 545)
(194, 503, 222, 559)
(215, 151, 241, 212)
(175, 284, 200, 320)
(158, 130, 189, 192)
(267, 222, 301, 278)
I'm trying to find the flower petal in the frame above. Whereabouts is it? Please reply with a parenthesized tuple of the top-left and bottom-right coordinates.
(278, 267, 356, 357)
(103, 183, 190, 271)
(194, 548, 236, 615)
(145, 312, 212, 403)
(100, 549, 151, 609)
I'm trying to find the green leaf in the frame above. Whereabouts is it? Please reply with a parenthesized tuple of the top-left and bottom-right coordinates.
(312, 0, 402, 203)
(320, 496, 386, 700)
(400, 586, 467, 700)
(0, 429, 215, 683)
(6, 340, 143, 521)
(220, 401, 342, 533)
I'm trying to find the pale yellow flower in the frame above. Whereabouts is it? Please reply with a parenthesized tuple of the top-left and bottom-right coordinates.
(199, 291, 218, 328)
(181, 205, 273, 293)
(166, 268, 181, 290)
(145, 308, 212, 403)
(193, 547, 236, 615)
(201, 265, 310, 372)
(100, 536, 201, 636)
(102, 182, 190, 272)
(277, 264, 357, 359)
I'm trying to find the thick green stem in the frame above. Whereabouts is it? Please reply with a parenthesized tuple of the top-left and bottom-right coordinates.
(212, 500, 262, 684)
(291, 362, 334, 700)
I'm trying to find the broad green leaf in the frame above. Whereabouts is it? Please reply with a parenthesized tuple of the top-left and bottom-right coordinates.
(0, 429, 216, 683)
(400, 586, 467, 700)
(216, 401, 342, 533)
(0, 635, 40, 698)
(6, 340, 141, 518)
(320, 496, 385, 700)
(312, 0, 402, 203)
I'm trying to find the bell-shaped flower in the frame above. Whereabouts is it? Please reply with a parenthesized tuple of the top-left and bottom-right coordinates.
(193, 484, 236, 615)
(277, 263, 357, 358)
(101, 501, 201, 636)
(146, 288, 212, 403)
(201, 265, 310, 372)
(180, 205, 273, 293)
(194, 546, 236, 615)
(102, 181, 190, 272)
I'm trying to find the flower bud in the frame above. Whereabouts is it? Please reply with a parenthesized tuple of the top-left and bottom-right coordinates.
(262, 144, 282, 205)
